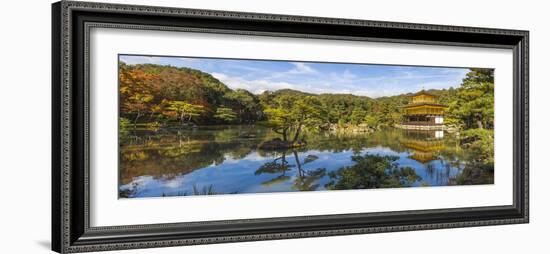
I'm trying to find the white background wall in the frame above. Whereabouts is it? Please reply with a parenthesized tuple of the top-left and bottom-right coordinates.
(0, 0, 546, 253)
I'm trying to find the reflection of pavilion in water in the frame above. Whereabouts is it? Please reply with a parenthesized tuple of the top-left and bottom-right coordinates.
(400, 130, 445, 163)
(400, 129, 453, 185)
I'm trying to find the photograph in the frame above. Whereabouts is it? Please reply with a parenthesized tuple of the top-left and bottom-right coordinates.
(118, 55, 495, 198)
(43, 1, 534, 253)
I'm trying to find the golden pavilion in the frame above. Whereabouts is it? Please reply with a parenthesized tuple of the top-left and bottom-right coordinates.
(400, 90, 448, 130)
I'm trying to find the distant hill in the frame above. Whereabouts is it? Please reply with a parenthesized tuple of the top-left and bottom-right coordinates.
(268, 88, 314, 97)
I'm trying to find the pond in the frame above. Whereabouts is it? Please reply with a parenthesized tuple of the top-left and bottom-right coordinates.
(119, 125, 492, 198)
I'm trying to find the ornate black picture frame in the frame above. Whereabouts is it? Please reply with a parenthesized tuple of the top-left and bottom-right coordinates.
(52, 1, 529, 253)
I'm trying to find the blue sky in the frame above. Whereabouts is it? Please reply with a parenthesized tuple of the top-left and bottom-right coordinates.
(119, 55, 471, 98)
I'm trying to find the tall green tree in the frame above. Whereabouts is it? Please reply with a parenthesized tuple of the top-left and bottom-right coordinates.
(448, 68, 495, 129)
(264, 95, 295, 142)
(119, 62, 158, 123)
(350, 107, 367, 125)
(224, 89, 262, 123)
(264, 95, 325, 144)
(289, 96, 326, 143)
(213, 107, 238, 123)
(164, 100, 206, 125)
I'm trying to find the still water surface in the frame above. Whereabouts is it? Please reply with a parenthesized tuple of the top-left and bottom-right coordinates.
(119, 125, 483, 198)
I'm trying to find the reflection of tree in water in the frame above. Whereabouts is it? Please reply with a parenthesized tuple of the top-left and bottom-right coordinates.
(120, 127, 416, 187)
(423, 162, 451, 186)
(254, 150, 326, 191)
(304, 129, 409, 154)
(255, 151, 294, 187)
(120, 126, 261, 185)
(120, 125, 493, 198)
(439, 133, 494, 186)
(120, 180, 219, 198)
(449, 162, 494, 185)
(326, 155, 421, 190)
(291, 151, 326, 191)
(119, 182, 140, 198)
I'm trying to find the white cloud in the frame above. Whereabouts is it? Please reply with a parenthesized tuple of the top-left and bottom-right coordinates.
(224, 63, 271, 74)
(211, 72, 298, 94)
(288, 62, 318, 74)
(165, 178, 184, 189)
(342, 69, 357, 79)
(119, 55, 199, 66)
(327, 69, 359, 85)
(267, 62, 319, 80)
(418, 80, 462, 90)
(119, 56, 162, 64)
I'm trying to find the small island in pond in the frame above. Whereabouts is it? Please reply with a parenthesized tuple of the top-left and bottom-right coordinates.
(118, 55, 495, 198)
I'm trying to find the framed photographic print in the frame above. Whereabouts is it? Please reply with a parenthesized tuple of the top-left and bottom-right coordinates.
(52, 1, 529, 253)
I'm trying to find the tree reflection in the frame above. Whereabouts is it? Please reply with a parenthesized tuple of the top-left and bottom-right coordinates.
(119, 125, 492, 198)
(291, 151, 326, 191)
(120, 125, 264, 186)
(254, 150, 326, 191)
(255, 151, 294, 187)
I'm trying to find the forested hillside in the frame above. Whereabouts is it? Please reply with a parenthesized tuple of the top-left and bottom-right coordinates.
(119, 62, 494, 133)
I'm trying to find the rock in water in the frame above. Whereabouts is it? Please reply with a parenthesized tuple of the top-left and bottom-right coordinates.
(258, 138, 291, 150)
(258, 138, 307, 150)
(304, 155, 319, 164)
